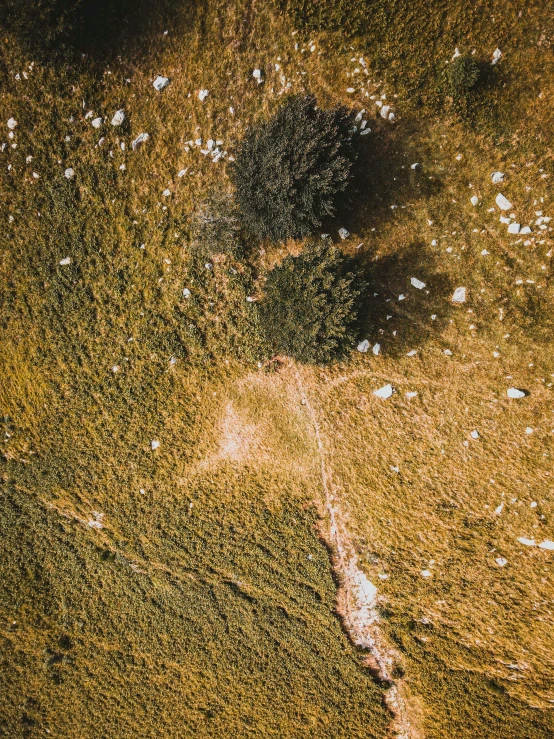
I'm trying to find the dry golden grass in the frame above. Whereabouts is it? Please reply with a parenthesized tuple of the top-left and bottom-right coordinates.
(1, 1, 553, 737)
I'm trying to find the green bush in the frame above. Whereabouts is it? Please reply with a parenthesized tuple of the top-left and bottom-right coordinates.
(260, 241, 365, 364)
(189, 193, 244, 259)
(232, 95, 357, 243)
(447, 55, 482, 113)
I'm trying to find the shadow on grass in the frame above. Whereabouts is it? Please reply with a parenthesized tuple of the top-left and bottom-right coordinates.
(0, 0, 201, 66)
(355, 241, 455, 359)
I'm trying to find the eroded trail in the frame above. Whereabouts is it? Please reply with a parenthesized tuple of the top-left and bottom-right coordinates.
(292, 364, 418, 739)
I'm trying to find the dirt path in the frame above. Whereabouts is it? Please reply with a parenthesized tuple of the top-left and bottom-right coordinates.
(292, 363, 419, 739)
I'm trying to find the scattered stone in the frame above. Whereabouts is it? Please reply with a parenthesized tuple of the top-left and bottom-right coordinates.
(507, 222, 520, 234)
(406, 350, 417, 357)
(495, 557, 507, 567)
(411, 277, 426, 289)
(357, 339, 370, 353)
(91, 117, 103, 129)
(153, 75, 170, 91)
(380, 105, 390, 119)
(495, 193, 512, 210)
(517, 537, 535, 547)
(398, 294, 405, 301)
(59, 257, 71, 265)
(492, 48, 502, 65)
(452, 286, 466, 303)
(374, 384, 393, 399)
(525, 427, 533, 435)
(372, 343, 381, 356)
(177, 169, 188, 177)
(64, 168, 75, 179)
(411, 162, 420, 170)
(338, 227, 350, 240)
(507, 387, 525, 399)
(162, 188, 171, 197)
(470, 195, 479, 206)
(470, 430, 479, 439)
(406, 391, 418, 398)
(494, 503, 504, 515)
(252, 68, 263, 83)
(538, 540, 554, 551)
(198, 89, 209, 101)
(491, 171, 505, 184)
(151, 440, 160, 450)
(500, 215, 511, 224)
(183, 288, 191, 298)
(7, 117, 17, 130)
(132, 132, 149, 150)
(519, 226, 532, 235)
(421, 569, 432, 578)
(111, 110, 125, 126)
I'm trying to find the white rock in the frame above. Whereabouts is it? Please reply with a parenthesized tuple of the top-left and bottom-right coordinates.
(492, 48, 502, 65)
(132, 132, 150, 150)
(499, 215, 511, 224)
(496, 193, 512, 210)
(452, 286, 466, 303)
(151, 440, 160, 450)
(452, 47, 461, 60)
(519, 226, 531, 235)
(7, 117, 17, 130)
(177, 169, 188, 177)
(517, 537, 535, 547)
(183, 288, 191, 298)
(64, 168, 75, 179)
(538, 540, 554, 550)
(411, 163, 420, 170)
(410, 277, 426, 289)
(525, 427, 533, 435)
(153, 75, 170, 91)
(470, 430, 479, 439)
(374, 384, 393, 399)
(59, 257, 71, 266)
(470, 195, 479, 206)
(491, 171, 505, 184)
(398, 294, 405, 301)
(92, 117, 103, 128)
(495, 557, 507, 567)
(481, 249, 490, 255)
(111, 110, 125, 126)
(421, 569, 432, 578)
(507, 222, 520, 234)
(507, 387, 525, 399)
(406, 391, 418, 398)
(380, 105, 391, 119)
(360, 128, 371, 136)
(346, 87, 355, 93)
(406, 350, 417, 357)
(357, 339, 369, 353)
(252, 68, 263, 81)
(372, 343, 381, 356)
(494, 502, 504, 515)
(338, 227, 350, 240)
(198, 89, 209, 101)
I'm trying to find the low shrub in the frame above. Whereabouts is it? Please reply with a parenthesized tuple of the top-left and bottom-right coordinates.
(189, 193, 244, 259)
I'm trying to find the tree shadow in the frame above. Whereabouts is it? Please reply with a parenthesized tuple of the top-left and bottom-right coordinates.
(0, 0, 201, 66)
(343, 119, 444, 235)
(355, 241, 456, 359)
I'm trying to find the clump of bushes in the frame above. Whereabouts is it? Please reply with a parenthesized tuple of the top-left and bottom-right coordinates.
(447, 55, 482, 115)
(189, 193, 244, 259)
(232, 95, 358, 243)
(259, 241, 365, 364)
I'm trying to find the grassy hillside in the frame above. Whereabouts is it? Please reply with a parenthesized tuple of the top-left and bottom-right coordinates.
(1, 0, 553, 737)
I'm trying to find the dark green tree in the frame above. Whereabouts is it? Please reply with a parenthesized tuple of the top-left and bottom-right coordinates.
(260, 240, 365, 364)
(232, 95, 357, 243)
